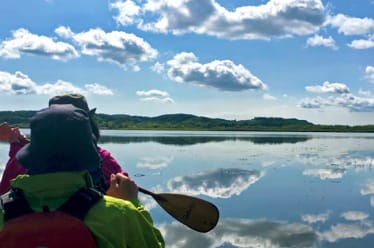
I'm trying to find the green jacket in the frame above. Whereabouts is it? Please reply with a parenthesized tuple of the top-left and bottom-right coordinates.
(0, 171, 165, 248)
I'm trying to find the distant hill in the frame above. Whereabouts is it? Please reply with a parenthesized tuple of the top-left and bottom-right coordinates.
(0, 111, 373, 132)
(94, 113, 316, 131)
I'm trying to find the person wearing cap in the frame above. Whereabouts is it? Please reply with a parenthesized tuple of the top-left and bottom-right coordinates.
(0, 93, 128, 194)
(0, 104, 165, 247)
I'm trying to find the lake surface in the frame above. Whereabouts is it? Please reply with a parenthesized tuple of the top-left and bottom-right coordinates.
(1, 131, 374, 247)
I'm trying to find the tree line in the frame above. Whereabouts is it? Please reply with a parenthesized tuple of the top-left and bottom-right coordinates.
(1, 111, 373, 132)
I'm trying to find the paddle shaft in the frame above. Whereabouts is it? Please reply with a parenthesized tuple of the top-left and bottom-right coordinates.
(138, 187, 165, 201)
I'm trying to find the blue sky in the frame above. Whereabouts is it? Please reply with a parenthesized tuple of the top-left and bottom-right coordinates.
(0, 0, 373, 125)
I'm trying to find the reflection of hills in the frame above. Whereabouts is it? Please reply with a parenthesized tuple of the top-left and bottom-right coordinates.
(247, 136, 310, 144)
(99, 135, 311, 145)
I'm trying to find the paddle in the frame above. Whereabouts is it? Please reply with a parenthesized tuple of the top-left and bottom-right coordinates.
(0, 123, 12, 141)
(0, 122, 220, 232)
(0, 123, 30, 143)
(138, 187, 219, 233)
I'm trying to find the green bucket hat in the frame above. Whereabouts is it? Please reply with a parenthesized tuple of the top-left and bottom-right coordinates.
(48, 94, 96, 114)
(16, 104, 101, 175)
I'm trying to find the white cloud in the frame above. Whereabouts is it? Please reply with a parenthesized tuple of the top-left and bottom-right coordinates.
(85, 83, 114, 95)
(298, 96, 326, 109)
(300, 93, 374, 113)
(37, 80, 83, 95)
(54, 26, 74, 39)
(306, 35, 338, 50)
(57, 26, 158, 70)
(0, 28, 79, 61)
(0, 70, 113, 96)
(263, 93, 277, 101)
(305, 81, 350, 94)
(167, 52, 267, 91)
(136, 89, 174, 103)
(110, 0, 140, 26)
(136, 89, 169, 97)
(301, 81, 374, 112)
(348, 39, 374, 49)
(140, 96, 174, 103)
(366, 66, 374, 84)
(332, 93, 374, 112)
(0, 71, 37, 95)
(111, 0, 326, 40)
(151, 62, 165, 74)
(326, 14, 374, 36)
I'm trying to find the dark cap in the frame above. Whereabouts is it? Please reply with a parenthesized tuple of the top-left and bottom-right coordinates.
(48, 94, 96, 114)
(16, 104, 101, 175)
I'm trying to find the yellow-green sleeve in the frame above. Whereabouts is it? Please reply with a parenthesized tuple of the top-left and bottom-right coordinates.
(86, 195, 165, 248)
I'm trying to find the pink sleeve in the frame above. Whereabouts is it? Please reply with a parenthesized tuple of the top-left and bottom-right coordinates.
(98, 147, 129, 188)
(9, 141, 25, 158)
(0, 143, 27, 194)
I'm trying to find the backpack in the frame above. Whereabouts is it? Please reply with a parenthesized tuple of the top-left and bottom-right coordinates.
(0, 187, 102, 248)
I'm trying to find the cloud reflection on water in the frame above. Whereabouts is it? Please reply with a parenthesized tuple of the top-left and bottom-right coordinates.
(302, 168, 346, 180)
(158, 213, 374, 247)
(136, 155, 174, 169)
(341, 211, 369, 221)
(299, 209, 374, 244)
(159, 218, 318, 248)
(301, 211, 331, 224)
(298, 154, 374, 171)
(318, 223, 374, 243)
(166, 168, 265, 198)
(360, 180, 374, 208)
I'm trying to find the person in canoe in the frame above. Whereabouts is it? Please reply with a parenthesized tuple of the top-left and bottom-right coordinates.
(0, 104, 164, 247)
(0, 93, 128, 195)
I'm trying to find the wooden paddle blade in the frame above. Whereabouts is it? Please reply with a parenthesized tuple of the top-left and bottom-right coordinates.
(0, 123, 12, 141)
(155, 193, 219, 233)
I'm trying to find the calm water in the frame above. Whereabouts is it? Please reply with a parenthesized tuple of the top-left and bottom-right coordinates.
(1, 131, 374, 248)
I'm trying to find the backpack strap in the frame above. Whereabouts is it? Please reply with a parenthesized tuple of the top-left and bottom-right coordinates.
(2, 187, 102, 223)
(2, 188, 33, 223)
(58, 187, 102, 220)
